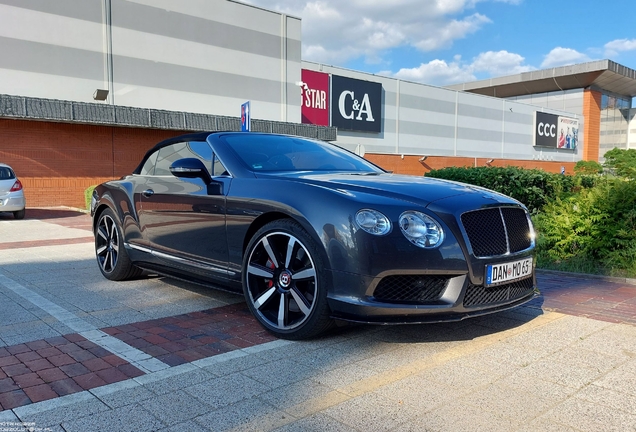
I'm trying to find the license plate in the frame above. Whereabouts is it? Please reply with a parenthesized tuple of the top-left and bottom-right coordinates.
(486, 257, 533, 286)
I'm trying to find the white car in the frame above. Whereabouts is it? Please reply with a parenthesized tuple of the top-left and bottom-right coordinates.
(0, 163, 25, 219)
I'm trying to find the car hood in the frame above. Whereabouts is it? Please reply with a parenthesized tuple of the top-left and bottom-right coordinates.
(257, 172, 520, 208)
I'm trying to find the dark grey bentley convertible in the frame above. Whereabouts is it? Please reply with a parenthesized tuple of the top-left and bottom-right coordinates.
(91, 132, 537, 339)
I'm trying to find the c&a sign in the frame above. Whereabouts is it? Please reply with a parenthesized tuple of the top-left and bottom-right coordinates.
(331, 75, 382, 133)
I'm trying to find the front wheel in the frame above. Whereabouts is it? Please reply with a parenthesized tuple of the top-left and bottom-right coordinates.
(243, 219, 334, 340)
(95, 208, 142, 281)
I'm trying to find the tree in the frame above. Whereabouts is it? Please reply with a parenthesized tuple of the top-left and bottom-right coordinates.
(574, 160, 603, 175)
(603, 148, 636, 178)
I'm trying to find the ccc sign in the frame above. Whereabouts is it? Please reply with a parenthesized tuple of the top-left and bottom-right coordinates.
(534, 112, 558, 148)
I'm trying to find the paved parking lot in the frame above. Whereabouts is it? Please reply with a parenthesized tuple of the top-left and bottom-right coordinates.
(1, 209, 636, 431)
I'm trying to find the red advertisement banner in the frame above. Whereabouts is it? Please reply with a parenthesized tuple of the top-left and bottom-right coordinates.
(301, 69, 330, 126)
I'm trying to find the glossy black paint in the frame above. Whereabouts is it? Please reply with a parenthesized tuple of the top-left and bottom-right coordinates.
(92, 132, 537, 325)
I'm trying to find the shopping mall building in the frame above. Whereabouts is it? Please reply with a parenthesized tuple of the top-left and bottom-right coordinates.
(0, 0, 635, 208)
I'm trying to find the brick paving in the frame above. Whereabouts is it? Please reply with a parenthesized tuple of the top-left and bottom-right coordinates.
(22, 208, 93, 231)
(102, 303, 277, 367)
(0, 335, 143, 410)
(0, 303, 275, 411)
(0, 237, 94, 251)
(534, 272, 636, 325)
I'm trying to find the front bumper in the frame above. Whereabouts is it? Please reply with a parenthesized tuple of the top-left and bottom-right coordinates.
(327, 269, 538, 324)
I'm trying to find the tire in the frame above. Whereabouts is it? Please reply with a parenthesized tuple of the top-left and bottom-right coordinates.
(13, 209, 25, 220)
(243, 219, 334, 340)
(95, 208, 142, 281)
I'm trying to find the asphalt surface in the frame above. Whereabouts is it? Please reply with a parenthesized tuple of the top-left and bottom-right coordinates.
(0, 208, 635, 431)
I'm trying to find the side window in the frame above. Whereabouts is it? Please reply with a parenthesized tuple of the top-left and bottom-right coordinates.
(213, 153, 230, 177)
(140, 151, 159, 175)
(154, 141, 212, 176)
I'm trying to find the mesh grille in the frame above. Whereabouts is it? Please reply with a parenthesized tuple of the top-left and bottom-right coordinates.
(501, 208, 532, 253)
(461, 209, 507, 257)
(463, 277, 534, 307)
(461, 207, 532, 257)
(373, 275, 449, 303)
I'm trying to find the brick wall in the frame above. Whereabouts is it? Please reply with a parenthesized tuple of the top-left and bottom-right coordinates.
(365, 154, 576, 176)
(0, 119, 181, 208)
(583, 89, 601, 161)
(0, 118, 580, 209)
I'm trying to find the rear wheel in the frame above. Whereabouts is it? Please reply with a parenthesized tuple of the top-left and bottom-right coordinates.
(95, 208, 142, 281)
(13, 209, 25, 220)
(243, 219, 334, 340)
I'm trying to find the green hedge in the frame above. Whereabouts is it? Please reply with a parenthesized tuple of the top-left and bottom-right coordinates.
(425, 166, 575, 213)
(425, 165, 635, 277)
(533, 178, 636, 277)
(84, 185, 97, 211)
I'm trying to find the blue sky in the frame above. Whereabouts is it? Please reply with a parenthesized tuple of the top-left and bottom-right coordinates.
(245, 0, 636, 88)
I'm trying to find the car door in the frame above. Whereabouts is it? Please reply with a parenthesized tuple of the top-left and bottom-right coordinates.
(136, 141, 230, 277)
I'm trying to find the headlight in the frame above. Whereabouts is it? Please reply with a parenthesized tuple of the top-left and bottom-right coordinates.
(355, 209, 391, 235)
(399, 211, 444, 248)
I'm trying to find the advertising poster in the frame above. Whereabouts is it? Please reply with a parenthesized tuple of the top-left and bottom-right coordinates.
(557, 117, 579, 149)
(300, 69, 330, 126)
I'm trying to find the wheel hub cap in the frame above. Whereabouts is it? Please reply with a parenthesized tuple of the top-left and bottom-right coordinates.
(278, 270, 292, 289)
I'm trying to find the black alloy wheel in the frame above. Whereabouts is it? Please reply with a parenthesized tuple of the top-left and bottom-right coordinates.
(95, 208, 141, 281)
(243, 220, 333, 339)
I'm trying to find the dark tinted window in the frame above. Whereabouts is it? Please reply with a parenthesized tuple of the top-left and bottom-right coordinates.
(220, 134, 382, 173)
(0, 167, 15, 180)
(154, 142, 212, 176)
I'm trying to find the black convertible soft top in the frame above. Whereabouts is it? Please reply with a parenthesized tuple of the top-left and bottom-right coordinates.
(132, 131, 215, 175)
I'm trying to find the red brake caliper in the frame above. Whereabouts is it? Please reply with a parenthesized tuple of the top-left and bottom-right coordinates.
(266, 259, 276, 288)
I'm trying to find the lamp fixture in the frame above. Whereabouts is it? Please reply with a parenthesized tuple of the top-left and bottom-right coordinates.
(93, 89, 109, 101)
(485, 159, 495, 166)
(419, 156, 428, 162)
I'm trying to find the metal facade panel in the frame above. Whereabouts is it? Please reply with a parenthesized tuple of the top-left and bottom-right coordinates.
(0, 36, 105, 83)
(111, 0, 283, 58)
(111, 56, 282, 102)
(0, 0, 102, 22)
(25, 98, 73, 121)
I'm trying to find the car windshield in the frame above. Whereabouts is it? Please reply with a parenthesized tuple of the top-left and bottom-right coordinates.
(220, 134, 384, 173)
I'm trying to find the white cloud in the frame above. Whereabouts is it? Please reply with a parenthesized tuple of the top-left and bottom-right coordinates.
(540, 47, 591, 68)
(242, 0, 504, 64)
(386, 50, 533, 86)
(392, 59, 477, 86)
(604, 39, 636, 57)
(471, 50, 533, 76)
(413, 14, 491, 51)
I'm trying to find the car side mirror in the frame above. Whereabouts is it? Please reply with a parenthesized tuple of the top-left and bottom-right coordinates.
(170, 158, 212, 184)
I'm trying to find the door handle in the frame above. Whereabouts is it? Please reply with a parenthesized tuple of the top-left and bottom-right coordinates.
(142, 189, 154, 197)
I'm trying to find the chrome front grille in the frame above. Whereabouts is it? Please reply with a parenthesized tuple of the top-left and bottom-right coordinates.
(461, 207, 532, 258)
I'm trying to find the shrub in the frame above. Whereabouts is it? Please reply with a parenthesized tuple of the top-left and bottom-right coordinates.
(532, 177, 636, 277)
(425, 166, 574, 213)
(574, 160, 603, 175)
(84, 185, 97, 211)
